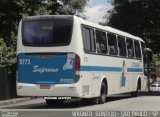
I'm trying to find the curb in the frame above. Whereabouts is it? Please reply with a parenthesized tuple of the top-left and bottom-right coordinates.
(0, 97, 35, 106)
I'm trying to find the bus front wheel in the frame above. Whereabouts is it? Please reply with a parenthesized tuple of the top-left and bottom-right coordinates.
(131, 90, 138, 97)
(131, 79, 141, 97)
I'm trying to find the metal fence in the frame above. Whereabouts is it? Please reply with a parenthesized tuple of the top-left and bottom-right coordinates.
(0, 67, 17, 100)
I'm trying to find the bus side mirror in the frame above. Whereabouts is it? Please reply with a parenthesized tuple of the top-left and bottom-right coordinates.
(144, 48, 153, 61)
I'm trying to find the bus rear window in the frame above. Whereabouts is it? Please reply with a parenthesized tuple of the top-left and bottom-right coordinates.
(22, 18, 73, 46)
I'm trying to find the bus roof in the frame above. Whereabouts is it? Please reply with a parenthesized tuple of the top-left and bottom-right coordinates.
(22, 15, 144, 42)
(74, 16, 144, 42)
(22, 15, 73, 20)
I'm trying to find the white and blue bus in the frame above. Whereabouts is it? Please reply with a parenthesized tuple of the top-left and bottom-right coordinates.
(17, 15, 150, 105)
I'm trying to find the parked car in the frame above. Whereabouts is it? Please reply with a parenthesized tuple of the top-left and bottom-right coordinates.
(150, 82, 160, 92)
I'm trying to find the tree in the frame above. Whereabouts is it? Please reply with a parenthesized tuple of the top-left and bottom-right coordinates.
(47, 0, 88, 15)
(18, 0, 49, 16)
(0, 0, 22, 46)
(104, 0, 160, 54)
(0, 38, 16, 69)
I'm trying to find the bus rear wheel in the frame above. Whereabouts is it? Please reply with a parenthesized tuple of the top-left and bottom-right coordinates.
(98, 82, 107, 104)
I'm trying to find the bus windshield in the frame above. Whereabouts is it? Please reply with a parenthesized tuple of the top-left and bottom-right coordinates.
(22, 17, 73, 46)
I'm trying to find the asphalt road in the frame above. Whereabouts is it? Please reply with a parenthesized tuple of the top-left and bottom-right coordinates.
(0, 92, 160, 117)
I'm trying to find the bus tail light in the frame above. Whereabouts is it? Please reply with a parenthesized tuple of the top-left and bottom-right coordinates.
(76, 54, 80, 72)
(75, 54, 81, 83)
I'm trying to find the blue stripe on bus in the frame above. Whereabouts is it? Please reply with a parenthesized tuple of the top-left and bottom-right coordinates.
(81, 66, 122, 72)
(127, 68, 143, 72)
(80, 66, 143, 72)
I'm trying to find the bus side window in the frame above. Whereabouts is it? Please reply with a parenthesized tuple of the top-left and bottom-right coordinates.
(126, 38, 134, 58)
(117, 36, 126, 57)
(107, 33, 118, 56)
(134, 40, 142, 59)
(95, 30, 107, 54)
(82, 26, 96, 52)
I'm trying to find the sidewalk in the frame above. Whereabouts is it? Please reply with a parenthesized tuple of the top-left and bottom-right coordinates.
(0, 97, 35, 106)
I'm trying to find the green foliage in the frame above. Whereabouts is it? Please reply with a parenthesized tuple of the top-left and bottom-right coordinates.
(19, 0, 48, 16)
(104, 0, 160, 54)
(0, 0, 22, 45)
(47, 0, 88, 15)
(152, 54, 160, 68)
(0, 38, 8, 68)
(60, 0, 88, 15)
(0, 38, 16, 69)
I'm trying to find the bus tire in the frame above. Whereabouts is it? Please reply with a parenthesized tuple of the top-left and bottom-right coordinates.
(98, 82, 107, 104)
(131, 89, 138, 97)
(45, 99, 64, 106)
(131, 79, 141, 97)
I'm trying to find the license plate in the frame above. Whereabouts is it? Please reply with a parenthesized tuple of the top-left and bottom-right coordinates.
(40, 85, 51, 89)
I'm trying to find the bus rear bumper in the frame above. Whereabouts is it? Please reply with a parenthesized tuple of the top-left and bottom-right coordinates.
(17, 83, 81, 97)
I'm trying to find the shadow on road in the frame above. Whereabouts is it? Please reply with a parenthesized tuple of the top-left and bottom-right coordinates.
(27, 94, 132, 109)
(4, 95, 131, 109)
(138, 91, 160, 96)
(3, 91, 160, 109)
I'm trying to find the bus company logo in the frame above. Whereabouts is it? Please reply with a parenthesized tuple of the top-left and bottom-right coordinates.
(63, 54, 75, 70)
(120, 61, 126, 87)
(33, 65, 59, 74)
